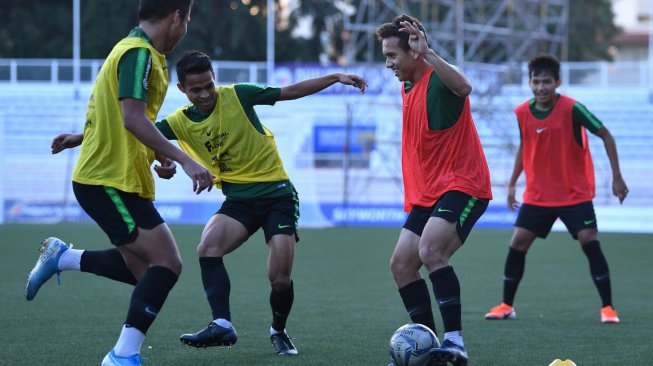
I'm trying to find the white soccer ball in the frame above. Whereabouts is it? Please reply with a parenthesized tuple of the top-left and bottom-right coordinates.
(388, 323, 439, 366)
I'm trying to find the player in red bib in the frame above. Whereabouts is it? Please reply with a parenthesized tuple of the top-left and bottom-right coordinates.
(377, 15, 492, 366)
(484, 54, 628, 324)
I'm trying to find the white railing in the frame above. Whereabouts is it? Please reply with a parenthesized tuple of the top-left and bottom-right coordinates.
(0, 59, 651, 89)
(0, 59, 268, 85)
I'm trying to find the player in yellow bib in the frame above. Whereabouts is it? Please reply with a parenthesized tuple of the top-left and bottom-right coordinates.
(50, 50, 367, 356)
(26, 2, 213, 366)
(166, 50, 366, 355)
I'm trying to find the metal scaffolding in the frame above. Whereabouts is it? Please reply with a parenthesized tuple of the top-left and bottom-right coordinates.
(344, 0, 569, 66)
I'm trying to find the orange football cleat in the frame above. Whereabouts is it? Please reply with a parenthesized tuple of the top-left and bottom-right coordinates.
(600, 305, 620, 323)
(484, 302, 516, 320)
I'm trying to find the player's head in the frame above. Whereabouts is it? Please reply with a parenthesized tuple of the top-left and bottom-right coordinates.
(176, 50, 217, 113)
(376, 15, 427, 53)
(528, 54, 560, 81)
(138, 0, 194, 21)
(527, 54, 561, 105)
(138, 0, 194, 54)
(376, 15, 427, 82)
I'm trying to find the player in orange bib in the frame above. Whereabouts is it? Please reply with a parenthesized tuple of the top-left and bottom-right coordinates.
(484, 54, 628, 324)
(377, 15, 492, 366)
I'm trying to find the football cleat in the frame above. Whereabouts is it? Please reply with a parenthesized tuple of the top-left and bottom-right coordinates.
(101, 349, 144, 366)
(25, 237, 71, 301)
(429, 339, 468, 366)
(270, 331, 298, 356)
(179, 322, 238, 348)
(484, 302, 516, 320)
(600, 305, 620, 323)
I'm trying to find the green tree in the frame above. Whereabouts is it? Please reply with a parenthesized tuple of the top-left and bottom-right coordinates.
(0, 0, 622, 63)
(80, 0, 138, 58)
(0, 0, 72, 58)
(176, 0, 268, 62)
(568, 0, 621, 61)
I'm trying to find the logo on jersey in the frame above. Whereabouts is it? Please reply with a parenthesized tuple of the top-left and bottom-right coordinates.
(142, 57, 152, 91)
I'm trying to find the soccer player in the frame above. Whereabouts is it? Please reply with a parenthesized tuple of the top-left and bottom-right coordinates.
(52, 50, 367, 356)
(484, 54, 628, 324)
(25, 1, 214, 366)
(167, 50, 366, 356)
(376, 15, 492, 366)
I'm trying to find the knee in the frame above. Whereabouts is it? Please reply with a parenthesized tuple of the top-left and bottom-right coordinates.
(196, 240, 207, 256)
(418, 244, 447, 268)
(166, 257, 183, 276)
(578, 232, 599, 246)
(390, 254, 420, 284)
(389, 254, 407, 278)
(510, 242, 529, 252)
(270, 275, 292, 291)
(510, 229, 536, 252)
(196, 240, 218, 257)
(510, 237, 532, 252)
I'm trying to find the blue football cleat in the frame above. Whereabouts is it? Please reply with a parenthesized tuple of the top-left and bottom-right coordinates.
(101, 349, 144, 366)
(25, 237, 70, 301)
(430, 339, 468, 366)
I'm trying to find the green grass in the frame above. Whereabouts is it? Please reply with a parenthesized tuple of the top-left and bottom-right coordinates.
(1, 223, 651, 365)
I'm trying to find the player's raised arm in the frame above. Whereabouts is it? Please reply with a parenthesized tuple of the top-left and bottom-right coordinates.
(398, 20, 472, 97)
(278, 73, 367, 101)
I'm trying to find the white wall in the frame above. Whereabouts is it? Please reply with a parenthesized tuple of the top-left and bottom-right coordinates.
(613, 0, 650, 32)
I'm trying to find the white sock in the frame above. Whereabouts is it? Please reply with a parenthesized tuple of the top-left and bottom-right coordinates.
(270, 327, 285, 336)
(57, 248, 83, 271)
(444, 331, 464, 347)
(213, 318, 233, 328)
(113, 325, 144, 357)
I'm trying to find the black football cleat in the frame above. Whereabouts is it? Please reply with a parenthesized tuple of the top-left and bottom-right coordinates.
(270, 331, 298, 356)
(179, 322, 238, 348)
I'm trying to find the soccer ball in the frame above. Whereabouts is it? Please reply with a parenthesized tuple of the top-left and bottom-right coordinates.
(388, 323, 439, 366)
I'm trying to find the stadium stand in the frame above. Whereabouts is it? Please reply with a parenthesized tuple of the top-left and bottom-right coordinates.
(1, 62, 652, 227)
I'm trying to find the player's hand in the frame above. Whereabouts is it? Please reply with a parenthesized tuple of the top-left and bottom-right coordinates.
(507, 185, 520, 211)
(154, 157, 177, 180)
(399, 21, 429, 56)
(338, 74, 368, 93)
(180, 157, 214, 194)
(612, 176, 628, 204)
(51, 133, 83, 154)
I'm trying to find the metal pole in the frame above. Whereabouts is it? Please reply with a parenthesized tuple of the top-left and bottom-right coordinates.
(649, 0, 653, 102)
(267, 0, 275, 84)
(343, 102, 352, 226)
(455, 0, 464, 66)
(73, 0, 80, 100)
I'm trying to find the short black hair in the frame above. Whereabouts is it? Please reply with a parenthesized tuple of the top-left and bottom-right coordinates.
(138, 0, 194, 21)
(528, 54, 560, 80)
(176, 50, 214, 84)
(375, 14, 427, 52)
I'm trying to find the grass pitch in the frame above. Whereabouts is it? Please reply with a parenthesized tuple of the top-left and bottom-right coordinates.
(1, 223, 651, 365)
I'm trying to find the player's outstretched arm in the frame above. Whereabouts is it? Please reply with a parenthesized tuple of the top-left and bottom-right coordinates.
(121, 98, 214, 194)
(51, 133, 83, 154)
(278, 73, 367, 101)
